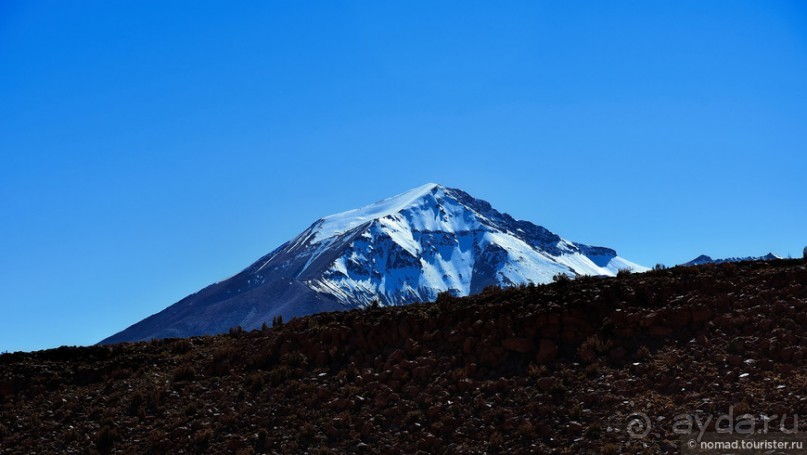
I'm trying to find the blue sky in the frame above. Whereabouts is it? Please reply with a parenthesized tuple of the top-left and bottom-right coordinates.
(1, 1, 805, 352)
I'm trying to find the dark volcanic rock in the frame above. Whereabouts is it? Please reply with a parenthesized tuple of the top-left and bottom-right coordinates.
(2, 259, 806, 454)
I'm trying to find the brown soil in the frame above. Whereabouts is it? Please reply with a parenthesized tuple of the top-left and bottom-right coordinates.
(1, 259, 806, 454)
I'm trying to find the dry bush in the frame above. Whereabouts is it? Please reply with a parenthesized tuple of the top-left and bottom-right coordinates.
(171, 364, 196, 383)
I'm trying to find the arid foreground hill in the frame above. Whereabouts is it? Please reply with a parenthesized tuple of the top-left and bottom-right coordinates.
(2, 260, 806, 454)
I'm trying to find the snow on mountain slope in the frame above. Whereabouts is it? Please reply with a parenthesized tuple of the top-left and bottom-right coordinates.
(312, 183, 452, 243)
(301, 183, 645, 306)
(102, 183, 647, 343)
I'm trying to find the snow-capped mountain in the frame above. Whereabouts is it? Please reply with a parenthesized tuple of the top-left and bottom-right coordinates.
(682, 252, 781, 267)
(102, 183, 646, 343)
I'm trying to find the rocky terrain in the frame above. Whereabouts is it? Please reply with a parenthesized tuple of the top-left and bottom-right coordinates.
(2, 259, 806, 454)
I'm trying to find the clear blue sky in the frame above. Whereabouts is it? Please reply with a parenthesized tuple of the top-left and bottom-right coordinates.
(2, 1, 805, 352)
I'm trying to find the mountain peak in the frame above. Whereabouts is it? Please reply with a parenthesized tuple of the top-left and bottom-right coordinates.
(683, 252, 781, 266)
(102, 184, 646, 343)
(312, 183, 446, 244)
(687, 254, 714, 265)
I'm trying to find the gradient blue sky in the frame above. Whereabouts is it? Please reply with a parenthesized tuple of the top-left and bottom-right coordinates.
(2, 1, 806, 352)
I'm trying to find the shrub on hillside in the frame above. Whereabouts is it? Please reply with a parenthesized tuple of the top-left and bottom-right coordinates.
(171, 364, 196, 383)
(95, 425, 118, 454)
(552, 273, 571, 284)
(435, 290, 457, 313)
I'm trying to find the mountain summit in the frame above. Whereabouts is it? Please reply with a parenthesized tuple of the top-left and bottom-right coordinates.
(102, 183, 646, 343)
(682, 252, 781, 266)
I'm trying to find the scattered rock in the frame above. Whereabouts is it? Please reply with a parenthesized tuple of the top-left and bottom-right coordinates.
(1, 260, 804, 454)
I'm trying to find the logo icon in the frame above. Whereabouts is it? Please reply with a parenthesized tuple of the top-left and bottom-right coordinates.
(627, 412, 651, 438)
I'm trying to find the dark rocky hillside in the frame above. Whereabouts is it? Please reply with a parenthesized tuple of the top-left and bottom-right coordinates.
(2, 259, 807, 454)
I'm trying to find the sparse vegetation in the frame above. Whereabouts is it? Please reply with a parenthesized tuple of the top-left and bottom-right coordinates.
(552, 272, 571, 283)
(585, 422, 602, 438)
(171, 364, 196, 382)
(1, 259, 805, 453)
(95, 425, 118, 454)
(435, 290, 456, 313)
(617, 267, 632, 277)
